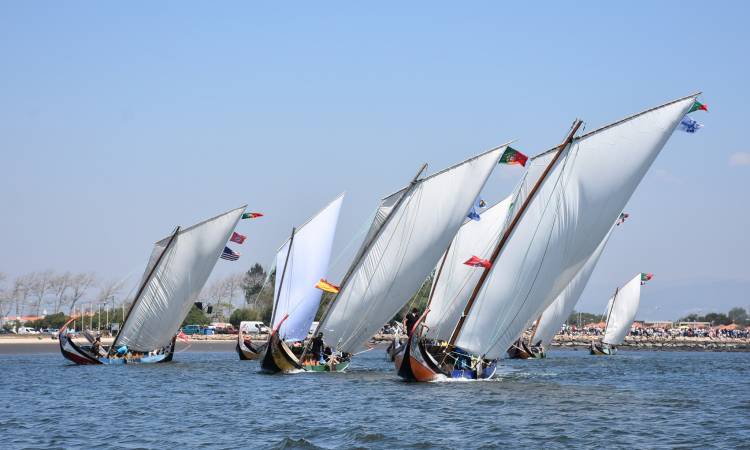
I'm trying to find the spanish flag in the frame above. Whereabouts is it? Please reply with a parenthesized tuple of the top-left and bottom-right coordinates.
(315, 279, 340, 294)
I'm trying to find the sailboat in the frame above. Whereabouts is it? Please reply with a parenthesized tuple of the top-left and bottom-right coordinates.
(60, 206, 246, 365)
(310, 145, 508, 370)
(392, 195, 513, 380)
(399, 93, 700, 381)
(255, 194, 344, 373)
(590, 273, 646, 355)
(507, 220, 618, 359)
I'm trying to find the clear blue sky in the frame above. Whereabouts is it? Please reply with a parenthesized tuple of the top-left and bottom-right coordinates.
(1, 2, 748, 319)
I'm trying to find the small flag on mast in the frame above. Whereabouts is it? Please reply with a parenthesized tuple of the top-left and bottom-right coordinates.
(464, 255, 492, 269)
(230, 232, 247, 244)
(640, 273, 653, 285)
(177, 330, 189, 343)
(616, 212, 629, 226)
(220, 246, 240, 261)
(688, 101, 708, 113)
(499, 147, 528, 167)
(242, 212, 264, 220)
(315, 279, 340, 294)
(467, 197, 486, 221)
(679, 116, 703, 133)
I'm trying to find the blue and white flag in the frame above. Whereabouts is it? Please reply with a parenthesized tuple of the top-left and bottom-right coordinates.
(679, 115, 703, 133)
(467, 197, 486, 221)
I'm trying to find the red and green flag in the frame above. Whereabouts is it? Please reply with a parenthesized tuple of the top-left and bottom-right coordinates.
(688, 101, 708, 113)
(499, 147, 528, 167)
(464, 255, 492, 269)
(640, 273, 653, 285)
(242, 212, 264, 220)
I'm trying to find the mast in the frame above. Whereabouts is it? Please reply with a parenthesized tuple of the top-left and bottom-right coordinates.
(313, 163, 428, 334)
(108, 226, 181, 356)
(447, 120, 583, 349)
(270, 227, 296, 328)
(602, 287, 619, 344)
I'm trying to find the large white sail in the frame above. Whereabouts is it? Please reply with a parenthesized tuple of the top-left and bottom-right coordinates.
(271, 194, 344, 342)
(116, 206, 246, 351)
(423, 196, 513, 341)
(455, 94, 698, 359)
(603, 274, 642, 345)
(531, 224, 614, 350)
(319, 146, 507, 353)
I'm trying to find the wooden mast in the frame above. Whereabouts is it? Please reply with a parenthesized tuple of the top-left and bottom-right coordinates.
(108, 226, 181, 356)
(269, 227, 296, 327)
(447, 120, 583, 349)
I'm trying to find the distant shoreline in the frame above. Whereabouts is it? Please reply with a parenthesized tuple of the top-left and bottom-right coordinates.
(2, 334, 749, 355)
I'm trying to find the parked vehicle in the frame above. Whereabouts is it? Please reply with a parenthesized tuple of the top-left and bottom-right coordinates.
(239, 321, 269, 334)
(182, 324, 203, 335)
(215, 326, 238, 335)
(17, 327, 40, 335)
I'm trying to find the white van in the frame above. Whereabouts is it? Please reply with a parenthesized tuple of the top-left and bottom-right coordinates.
(239, 321, 269, 334)
(17, 327, 40, 335)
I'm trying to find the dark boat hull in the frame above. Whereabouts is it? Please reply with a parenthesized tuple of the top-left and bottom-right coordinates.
(590, 342, 617, 355)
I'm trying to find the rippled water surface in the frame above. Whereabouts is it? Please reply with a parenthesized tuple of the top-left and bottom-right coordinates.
(1, 346, 749, 449)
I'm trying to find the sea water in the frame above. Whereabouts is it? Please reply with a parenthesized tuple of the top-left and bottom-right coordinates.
(1, 346, 748, 449)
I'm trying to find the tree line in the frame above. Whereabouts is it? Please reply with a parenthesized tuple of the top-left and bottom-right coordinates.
(566, 307, 750, 327)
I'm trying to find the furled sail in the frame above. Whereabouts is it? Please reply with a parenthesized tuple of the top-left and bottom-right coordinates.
(115, 206, 246, 352)
(423, 196, 513, 341)
(271, 194, 344, 342)
(602, 274, 642, 346)
(454, 94, 699, 359)
(531, 224, 614, 349)
(318, 146, 507, 353)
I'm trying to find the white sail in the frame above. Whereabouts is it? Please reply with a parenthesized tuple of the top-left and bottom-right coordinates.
(531, 224, 614, 349)
(271, 194, 344, 342)
(319, 146, 507, 353)
(116, 206, 246, 351)
(603, 273, 642, 345)
(423, 196, 513, 341)
(455, 94, 698, 359)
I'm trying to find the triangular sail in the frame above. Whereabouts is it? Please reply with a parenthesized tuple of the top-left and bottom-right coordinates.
(271, 194, 344, 342)
(603, 274, 642, 345)
(455, 94, 698, 359)
(531, 223, 615, 349)
(318, 146, 507, 353)
(423, 195, 514, 341)
(115, 206, 246, 352)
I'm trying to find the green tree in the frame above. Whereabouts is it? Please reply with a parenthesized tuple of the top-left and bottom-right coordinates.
(728, 307, 748, 326)
(229, 307, 264, 327)
(26, 312, 71, 329)
(243, 263, 267, 303)
(182, 305, 211, 326)
(566, 310, 606, 327)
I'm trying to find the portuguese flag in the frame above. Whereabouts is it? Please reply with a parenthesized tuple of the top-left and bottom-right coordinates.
(242, 212, 264, 220)
(640, 273, 653, 284)
(499, 147, 528, 167)
(688, 101, 708, 113)
(315, 279, 340, 294)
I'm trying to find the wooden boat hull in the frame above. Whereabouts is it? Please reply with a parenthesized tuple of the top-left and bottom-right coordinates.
(421, 344, 497, 380)
(507, 340, 546, 359)
(396, 335, 441, 382)
(260, 334, 302, 373)
(237, 335, 266, 361)
(302, 360, 350, 372)
(590, 342, 617, 355)
(59, 333, 175, 365)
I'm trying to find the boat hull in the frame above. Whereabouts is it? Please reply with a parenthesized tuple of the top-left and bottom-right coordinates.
(590, 342, 617, 355)
(59, 333, 175, 365)
(237, 335, 266, 361)
(395, 335, 441, 382)
(507, 340, 546, 359)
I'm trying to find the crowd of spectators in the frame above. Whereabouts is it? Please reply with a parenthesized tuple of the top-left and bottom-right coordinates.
(558, 323, 750, 339)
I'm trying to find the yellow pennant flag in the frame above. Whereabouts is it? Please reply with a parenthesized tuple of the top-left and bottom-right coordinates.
(315, 279, 340, 294)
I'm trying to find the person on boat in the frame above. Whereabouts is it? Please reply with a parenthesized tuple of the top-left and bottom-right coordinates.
(311, 332, 325, 363)
(91, 335, 102, 356)
(404, 308, 420, 336)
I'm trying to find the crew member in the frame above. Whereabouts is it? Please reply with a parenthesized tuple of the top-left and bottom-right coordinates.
(311, 332, 325, 363)
(404, 308, 420, 336)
